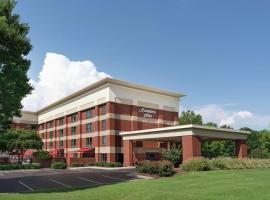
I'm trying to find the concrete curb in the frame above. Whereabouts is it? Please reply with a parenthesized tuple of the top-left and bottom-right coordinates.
(69, 166, 136, 170)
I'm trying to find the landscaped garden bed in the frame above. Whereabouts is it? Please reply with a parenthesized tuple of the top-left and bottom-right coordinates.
(182, 157, 270, 171)
(70, 161, 123, 168)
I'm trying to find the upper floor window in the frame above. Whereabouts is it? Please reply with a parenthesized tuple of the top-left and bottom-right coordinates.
(101, 136, 106, 145)
(59, 118, 64, 126)
(59, 140, 64, 148)
(58, 129, 63, 137)
(49, 131, 53, 138)
(101, 105, 106, 115)
(86, 109, 93, 119)
(101, 120, 106, 130)
(71, 126, 76, 135)
(86, 123, 92, 133)
(71, 139, 76, 148)
(71, 114, 77, 122)
(86, 137, 92, 147)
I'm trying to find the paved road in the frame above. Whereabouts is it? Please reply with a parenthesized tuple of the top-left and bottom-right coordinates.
(0, 168, 138, 193)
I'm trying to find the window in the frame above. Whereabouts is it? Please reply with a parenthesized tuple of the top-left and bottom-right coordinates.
(71, 114, 77, 122)
(59, 118, 64, 125)
(146, 153, 155, 161)
(48, 122, 53, 128)
(100, 154, 107, 162)
(101, 120, 106, 130)
(71, 126, 76, 135)
(49, 131, 53, 138)
(58, 129, 63, 137)
(101, 105, 106, 115)
(59, 140, 64, 148)
(86, 123, 92, 133)
(101, 136, 106, 145)
(71, 139, 76, 148)
(49, 142, 53, 148)
(86, 137, 92, 147)
(42, 133, 44, 139)
(136, 141, 143, 148)
(86, 109, 93, 119)
(73, 153, 78, 158)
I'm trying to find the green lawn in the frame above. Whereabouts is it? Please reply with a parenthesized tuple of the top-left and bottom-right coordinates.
(1, 169, 270, 200)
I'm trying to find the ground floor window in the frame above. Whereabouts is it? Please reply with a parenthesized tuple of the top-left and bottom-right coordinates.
(83, 152, 95, 158)
(100, 153, 107, 162)
(146, 152, 155, 161)
(73, 153, 78, 158)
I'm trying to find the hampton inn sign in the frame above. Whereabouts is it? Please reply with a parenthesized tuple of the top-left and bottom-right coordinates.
(138, 107, 157, 118)
(12, 78, 250, 166)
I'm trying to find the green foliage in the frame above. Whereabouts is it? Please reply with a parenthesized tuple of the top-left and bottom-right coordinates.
(0, 129, 43, 155)
(0, 163, 41, 170)
(95, 162, 122, 167)
(162, 143, 182, 167)
(51, 162, 67, 169)
(33, 151, 52, 161)
(204, 122, 218, 127)
(179, 110, 203, 125)
(71, 162, 84, 167)
(182, 158, 270, 171)
(202, 140, 235, 158)
(182, 158, 212, 171)
(136, 160, 174, 177)
(0, 0, 33, 129)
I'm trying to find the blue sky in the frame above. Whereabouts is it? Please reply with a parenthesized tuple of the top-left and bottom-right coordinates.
(15, 0, 270, 129)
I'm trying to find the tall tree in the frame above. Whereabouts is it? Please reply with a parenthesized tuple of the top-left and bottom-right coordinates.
(0, 0, 32, 130)
(0, 128, 43, 163)
(179, 110, 203, 125)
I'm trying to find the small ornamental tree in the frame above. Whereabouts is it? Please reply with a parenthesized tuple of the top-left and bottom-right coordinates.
(162, 143, 182, 167)
(179, 110, 203, 125)
(0, 129, 43, 163)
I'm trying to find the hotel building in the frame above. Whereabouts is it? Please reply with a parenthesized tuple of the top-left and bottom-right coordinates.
(12, 78, 249, 166)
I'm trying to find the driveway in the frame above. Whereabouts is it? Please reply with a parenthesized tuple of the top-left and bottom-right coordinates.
(0, 167, 138, 193)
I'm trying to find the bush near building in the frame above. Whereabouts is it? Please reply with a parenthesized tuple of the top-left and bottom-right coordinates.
(182, 158, 270, 171)
(136, 160, 174, 177)
(71, 162, 122, 168)
(51, 162, 67, 169)
(0, 163, 41, 171)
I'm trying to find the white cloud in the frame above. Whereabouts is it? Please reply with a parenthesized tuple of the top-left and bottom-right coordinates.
(186, 104, 270, 130)
(22, 53, 111, 111)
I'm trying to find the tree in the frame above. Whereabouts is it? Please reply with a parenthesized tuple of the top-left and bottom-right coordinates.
(179, 110, 203, 125)
(205, 122, 218, 127)
(0, 0, 32, 130)
(0, 129, 43, 163)
(162, 143, 182, 167)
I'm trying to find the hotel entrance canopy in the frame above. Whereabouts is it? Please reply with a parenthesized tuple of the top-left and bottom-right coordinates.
(120, 125, 250, 166)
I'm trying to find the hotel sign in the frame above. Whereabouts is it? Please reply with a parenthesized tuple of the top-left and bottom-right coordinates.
(138, 107, 157, 118)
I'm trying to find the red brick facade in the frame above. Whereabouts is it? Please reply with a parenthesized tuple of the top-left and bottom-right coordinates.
(35, 101, 178, 163)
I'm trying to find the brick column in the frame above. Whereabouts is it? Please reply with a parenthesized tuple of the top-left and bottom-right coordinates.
(78, 111, 82, 158)
(64, 115, 68, 157)
(94, 105, 100, 162)
(158, 110, 164, 128)
(107, 103, 116, 163)
(123, 140, 133, 166)
(182, 135, 201, 163)
(235, 140, 247, 159)
(131, 105, 138, 131)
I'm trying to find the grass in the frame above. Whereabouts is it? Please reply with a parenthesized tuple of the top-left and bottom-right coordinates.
(1, 169, 270, 200)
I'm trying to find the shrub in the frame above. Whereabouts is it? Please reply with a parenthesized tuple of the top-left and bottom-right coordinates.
(137, 160, 174, 177)
(51, 162, 67, 169)
(0, 163, 41, 171)
(71, 162, 84, 167)
(182, 158, 270, 171)
(162, 144, 182, 167)
(33, 151, 52, 160)
(182, 158, 213, 171)
(95, 162, 122, 167)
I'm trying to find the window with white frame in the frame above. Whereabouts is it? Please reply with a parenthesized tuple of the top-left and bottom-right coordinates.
(86, 123, 92, 133)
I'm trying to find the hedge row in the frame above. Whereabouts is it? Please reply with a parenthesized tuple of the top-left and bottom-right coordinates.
(182, 158, 270, 171)
(0, 163, 41, 171)
(136, 160, 174, 177)
(71, 162, 122, 168)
